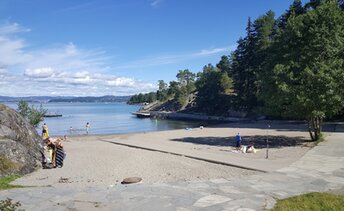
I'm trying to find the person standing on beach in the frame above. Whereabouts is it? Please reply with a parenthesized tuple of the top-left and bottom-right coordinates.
(85, 122, 90, 135)
(42, 123, 49, 140)
(235, 133, 242, 148)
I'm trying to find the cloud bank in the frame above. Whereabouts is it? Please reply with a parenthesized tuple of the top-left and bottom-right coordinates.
(0, 22, 155, 97)
(0, 22, 233, 97)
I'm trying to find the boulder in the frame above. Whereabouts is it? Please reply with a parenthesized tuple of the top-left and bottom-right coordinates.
(0, 104, 43, 177)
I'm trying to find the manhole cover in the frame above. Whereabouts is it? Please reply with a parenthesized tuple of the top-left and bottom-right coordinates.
(121, 177, 142, 184)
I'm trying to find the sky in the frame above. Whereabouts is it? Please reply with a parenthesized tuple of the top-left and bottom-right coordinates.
(0, 0, 297, 97)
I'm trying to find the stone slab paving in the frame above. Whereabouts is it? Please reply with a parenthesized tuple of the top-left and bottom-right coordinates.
(0, 132, 343, 210)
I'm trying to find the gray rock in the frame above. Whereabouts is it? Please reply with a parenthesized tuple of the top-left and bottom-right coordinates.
(0, 104, 43, 177)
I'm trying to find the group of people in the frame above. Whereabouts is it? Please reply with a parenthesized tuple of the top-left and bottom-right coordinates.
(69, 122, 91, 135)
(235, 132, 256, 153)
(41, 122, 91, 168)
(41, 123, 66, 169)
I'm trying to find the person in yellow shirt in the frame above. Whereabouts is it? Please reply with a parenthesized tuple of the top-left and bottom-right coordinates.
(42, 123, 49, 139)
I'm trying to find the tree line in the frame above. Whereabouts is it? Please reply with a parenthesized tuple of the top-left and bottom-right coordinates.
(128, 0, 344, 141)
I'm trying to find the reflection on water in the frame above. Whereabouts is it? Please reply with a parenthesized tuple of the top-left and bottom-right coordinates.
(3, 102, 211, 136)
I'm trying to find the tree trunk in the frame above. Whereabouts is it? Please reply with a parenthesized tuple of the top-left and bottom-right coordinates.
(307, 116, 323, 141)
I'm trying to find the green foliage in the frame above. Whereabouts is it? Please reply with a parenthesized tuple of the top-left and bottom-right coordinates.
(157, 80, 169, 101)
(17, 100, 30, 118)
(158, 80, 167, 91)
(271, 192, 344, 211)
(195, 64, 233, 114)
(259, 1, 344, 140)
(17, 100, 47, 128)
(217, 55, 232, 75)
(0, 175, 22, 190)
(230, 12, 276, 111)
(167, 81, 180, 97)
(29, 104, 47, 127)
(128, 92, 157, 104)
(0, 198, 22, 211)
(174, 86, 188, 108)
(278, 0, 305, 30)
(176, 69, 196, 89)
(128, 1, 344, 139)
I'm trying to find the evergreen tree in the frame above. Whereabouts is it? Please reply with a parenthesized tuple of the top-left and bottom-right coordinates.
(278, 0, 305, 30)
(259, 1, 344, 141)
(195, 64, 233, 114)
(231, 13, 276, 111)
(157, 80, 168, 101)
(176, 69, 196, 95)
(231, 18, 255, 110)
(216, 55, 231, 75)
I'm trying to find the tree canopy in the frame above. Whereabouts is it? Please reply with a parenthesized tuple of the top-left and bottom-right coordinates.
(128, 0, 344, 141)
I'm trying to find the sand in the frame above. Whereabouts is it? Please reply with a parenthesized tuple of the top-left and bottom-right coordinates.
(13, 122, 313, 188)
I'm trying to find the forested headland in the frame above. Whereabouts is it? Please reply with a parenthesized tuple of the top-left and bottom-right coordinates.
(128, 0, 344, 141)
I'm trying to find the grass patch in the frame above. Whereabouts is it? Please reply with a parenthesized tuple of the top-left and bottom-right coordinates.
(271, 192, 344, 211)
(0, 175, 23, 190)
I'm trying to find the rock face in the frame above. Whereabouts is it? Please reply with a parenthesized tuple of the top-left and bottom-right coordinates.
(0, 104, 43, 177)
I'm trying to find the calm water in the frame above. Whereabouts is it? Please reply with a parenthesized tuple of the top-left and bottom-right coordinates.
(3, 102, 209, 136)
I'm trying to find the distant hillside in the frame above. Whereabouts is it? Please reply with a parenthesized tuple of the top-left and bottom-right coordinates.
(48, 95, 131, 103)
(0, 95, 131, 103)
(0, 96, 67, 102)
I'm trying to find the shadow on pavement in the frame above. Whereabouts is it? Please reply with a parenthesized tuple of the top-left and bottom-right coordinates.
(209, 121, 343, 133)
(170, 135, 311, 149)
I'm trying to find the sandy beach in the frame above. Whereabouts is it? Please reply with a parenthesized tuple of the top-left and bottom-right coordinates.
(13, 122, 313, 188)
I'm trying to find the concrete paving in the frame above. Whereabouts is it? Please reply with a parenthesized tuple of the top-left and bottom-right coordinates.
(1, 132, 343, 210)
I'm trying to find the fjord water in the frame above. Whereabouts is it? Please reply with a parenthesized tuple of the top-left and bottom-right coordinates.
(4, 102, 206, 136)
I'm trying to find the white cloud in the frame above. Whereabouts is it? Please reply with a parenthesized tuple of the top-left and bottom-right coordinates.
(0, 22, 156, 97)
(0, 67, 7, 75)
(24, 67, 54, 78)
(150, 0, 162, 7)
(193, 47, 228, 56)
(53, 1, 98, 14)
(113, 46, 233, 70)
(0, 22, 235, 97)
(0, 22, 30, 34)
(0, 28, 30, 66)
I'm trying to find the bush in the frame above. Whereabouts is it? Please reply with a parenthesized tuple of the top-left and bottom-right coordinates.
(17, 100, 47, 127)
(0, 198, 22, 211)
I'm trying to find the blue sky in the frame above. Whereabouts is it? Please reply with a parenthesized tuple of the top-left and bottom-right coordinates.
(0, 0, 296, 97)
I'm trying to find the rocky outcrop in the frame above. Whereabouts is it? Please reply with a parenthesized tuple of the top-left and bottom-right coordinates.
(0, 104, 43, 177)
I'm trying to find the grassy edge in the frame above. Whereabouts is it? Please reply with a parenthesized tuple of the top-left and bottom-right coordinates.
(270, 192, 344, 211)
(316, 133, 326, 144)
(0, 175, 24, 190)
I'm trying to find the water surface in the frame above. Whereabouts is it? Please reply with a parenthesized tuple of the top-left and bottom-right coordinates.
(3, 102, 209, 136)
